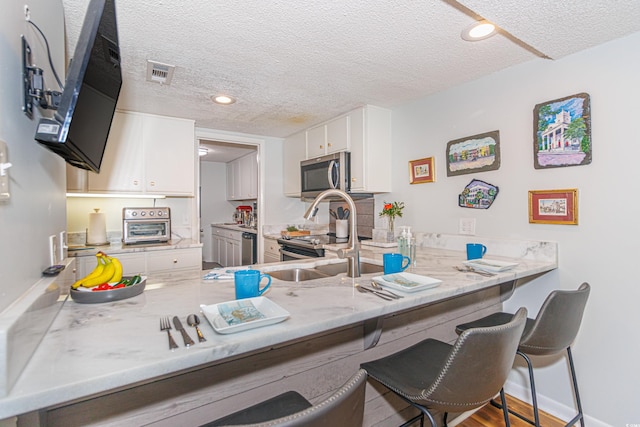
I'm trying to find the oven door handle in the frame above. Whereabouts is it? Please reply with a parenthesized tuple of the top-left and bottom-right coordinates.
(279, 248, 314, 260)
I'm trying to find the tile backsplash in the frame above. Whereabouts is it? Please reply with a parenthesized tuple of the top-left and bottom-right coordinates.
(329, 197, 374, 239)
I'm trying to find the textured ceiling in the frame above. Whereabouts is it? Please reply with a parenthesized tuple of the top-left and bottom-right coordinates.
(60, 0, 640, 143)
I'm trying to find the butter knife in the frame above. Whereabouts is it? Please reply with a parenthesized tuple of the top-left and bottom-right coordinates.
(173, 316, 195, 347)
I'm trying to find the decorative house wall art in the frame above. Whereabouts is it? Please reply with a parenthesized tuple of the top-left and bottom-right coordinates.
(528, 189, 578, 224)
(446, 130, 500, 177)
(458, 179, 499, 209)
(533, 92, 591, 169)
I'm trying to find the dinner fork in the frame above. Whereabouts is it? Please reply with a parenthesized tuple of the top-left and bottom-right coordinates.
(355, 284, 393, 301)
(160, 317, 179, 350)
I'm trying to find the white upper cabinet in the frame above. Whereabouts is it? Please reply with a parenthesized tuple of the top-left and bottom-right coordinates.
(283, 105, 391, 197)
(142, 114, 195, 195)
(68, 111, 196, 196)
(226, 151, 258, 201)
(283, 131, 306, 197)
(348, 105, 391, 193)
(306, 114, 349, 158)
(86, 112, 144, 193)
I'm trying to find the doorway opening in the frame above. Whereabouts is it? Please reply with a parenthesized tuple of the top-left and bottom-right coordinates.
(198, 137, 262, 267)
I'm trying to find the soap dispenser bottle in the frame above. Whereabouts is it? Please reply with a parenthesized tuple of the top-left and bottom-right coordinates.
(398, 226, 416, 269)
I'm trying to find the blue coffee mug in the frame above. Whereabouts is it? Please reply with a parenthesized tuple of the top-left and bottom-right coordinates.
(234, 270, 271, 300)
(383, 253, 411, 274)
(466, 243, 487, 260)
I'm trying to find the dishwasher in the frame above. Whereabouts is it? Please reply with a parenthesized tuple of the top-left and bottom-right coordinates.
(241, 232, 257, 265)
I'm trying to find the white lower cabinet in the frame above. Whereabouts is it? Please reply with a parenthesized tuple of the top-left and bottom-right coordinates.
(263, 237, 280, 263)
(146, 248, 201, 273)
(74, 248, 201, 279)
(211, 226, 243, 267)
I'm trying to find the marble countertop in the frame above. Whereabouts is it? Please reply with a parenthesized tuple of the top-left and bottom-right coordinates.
(67, 238, 202, 257)
(0, 234, 557, 419)
(211, 223, 258, 234)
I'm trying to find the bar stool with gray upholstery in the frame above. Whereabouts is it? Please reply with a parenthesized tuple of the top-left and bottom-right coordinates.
(361, 307, 528, 427)
(455, 282, 590, 427)
(200, 368, 367, 427)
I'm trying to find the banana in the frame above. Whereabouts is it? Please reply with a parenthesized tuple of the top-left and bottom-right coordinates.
(81, 256, 115, 288)
(109, 256, 123, 284)
(72, 254, 105, 289)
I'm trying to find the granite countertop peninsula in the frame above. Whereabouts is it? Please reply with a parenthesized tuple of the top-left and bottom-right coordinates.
(0, 233, 557, 420)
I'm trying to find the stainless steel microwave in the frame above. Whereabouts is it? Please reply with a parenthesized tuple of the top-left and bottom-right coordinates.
(301, 152, 350, 198)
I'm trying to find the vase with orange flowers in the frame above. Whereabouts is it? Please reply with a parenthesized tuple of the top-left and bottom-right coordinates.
(379, 201, 404, 234)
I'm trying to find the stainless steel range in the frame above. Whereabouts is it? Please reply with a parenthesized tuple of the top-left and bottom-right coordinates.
(122, 207, 171, 245)
(277, 235, 349, 261)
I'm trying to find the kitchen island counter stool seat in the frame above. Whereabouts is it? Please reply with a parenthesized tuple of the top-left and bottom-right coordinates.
(361, 308, 528, 427)
(455, 282, 590, 427)
(201, 368, 367, 427)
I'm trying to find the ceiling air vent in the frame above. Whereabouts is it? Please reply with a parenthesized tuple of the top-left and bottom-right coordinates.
(146, 60, 175, 85)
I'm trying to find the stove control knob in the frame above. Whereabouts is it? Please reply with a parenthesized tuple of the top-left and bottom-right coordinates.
(149, 211, 155, 216)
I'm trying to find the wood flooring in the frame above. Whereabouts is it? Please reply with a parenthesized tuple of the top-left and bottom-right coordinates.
(458, 395, 566, 427)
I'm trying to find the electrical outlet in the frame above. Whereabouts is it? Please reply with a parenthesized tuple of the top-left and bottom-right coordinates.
(49, 235, 58, 265)
(459, 218, 476, 235)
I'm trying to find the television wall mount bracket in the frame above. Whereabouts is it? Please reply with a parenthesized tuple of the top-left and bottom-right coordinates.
(22, 36, 61, 118)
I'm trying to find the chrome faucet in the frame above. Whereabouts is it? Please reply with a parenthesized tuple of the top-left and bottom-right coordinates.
(304, 189, 360, 278)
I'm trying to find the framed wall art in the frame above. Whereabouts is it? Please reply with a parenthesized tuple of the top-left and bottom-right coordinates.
(446, 130, 500, 177)
(528, 189, 578, 225)
(458, 179, 499, 209)
(533, 92, 591, 169)
(409, 157, 435, 184)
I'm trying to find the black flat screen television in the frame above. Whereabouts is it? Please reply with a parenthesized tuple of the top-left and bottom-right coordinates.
(35, 0, 121, 173)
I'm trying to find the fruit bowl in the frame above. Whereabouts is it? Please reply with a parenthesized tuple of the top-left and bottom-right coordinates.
(70, 276, 147, 304)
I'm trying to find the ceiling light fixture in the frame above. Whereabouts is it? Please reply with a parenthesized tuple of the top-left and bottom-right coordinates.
(211, 95, 236, 105)
(199, 147, 209, 157)
(461, 20, 497, 41)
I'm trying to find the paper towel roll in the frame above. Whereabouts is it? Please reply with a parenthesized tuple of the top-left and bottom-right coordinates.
(87, 209, 107, 245)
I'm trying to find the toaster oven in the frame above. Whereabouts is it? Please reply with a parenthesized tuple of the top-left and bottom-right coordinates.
(122, 207, 171, 245)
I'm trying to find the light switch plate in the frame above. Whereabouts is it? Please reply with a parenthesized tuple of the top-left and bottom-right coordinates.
(459, 218, 476, 235)
(0, 139, 10, 201)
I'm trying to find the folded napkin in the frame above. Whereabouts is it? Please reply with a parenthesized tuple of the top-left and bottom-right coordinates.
(203, 269, 235, 280)
(203, 266, 254, 280)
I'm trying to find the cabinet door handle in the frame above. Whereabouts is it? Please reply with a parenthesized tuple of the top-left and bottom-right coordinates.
(173, 259, 178, 263)
(149, 181, 156, 187)
(328, 142, 332, 148)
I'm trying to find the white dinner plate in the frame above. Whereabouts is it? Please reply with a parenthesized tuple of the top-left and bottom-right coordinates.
(200, 297, 290, 334)
(372, 272, 442, 293)
(462, 259, 519, 273)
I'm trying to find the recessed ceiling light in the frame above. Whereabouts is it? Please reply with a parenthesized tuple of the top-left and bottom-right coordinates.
(199, 147, 209, 156)
(211, 95, 236, 105)
(461, 20, 497, 41)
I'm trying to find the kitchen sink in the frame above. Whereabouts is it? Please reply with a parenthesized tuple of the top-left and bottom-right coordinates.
(267, 261, 384, 282)
(268, 268, 330, 282)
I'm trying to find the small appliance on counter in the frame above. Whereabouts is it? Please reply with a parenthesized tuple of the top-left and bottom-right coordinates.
(234, 205, 253, 225)
(122, 207, 171, 245)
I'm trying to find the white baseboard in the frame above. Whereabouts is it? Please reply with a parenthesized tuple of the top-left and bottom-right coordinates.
(504, 381, 612, 427)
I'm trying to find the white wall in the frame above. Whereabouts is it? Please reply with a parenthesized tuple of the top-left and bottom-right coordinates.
(200, 161, 235, 261)
(386, 32, 640, 426)
(0, 0, 67, 314)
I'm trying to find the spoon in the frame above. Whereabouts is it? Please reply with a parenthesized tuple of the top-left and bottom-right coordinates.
(369, 281, 403, 298)
(187, 314, 206, 342)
